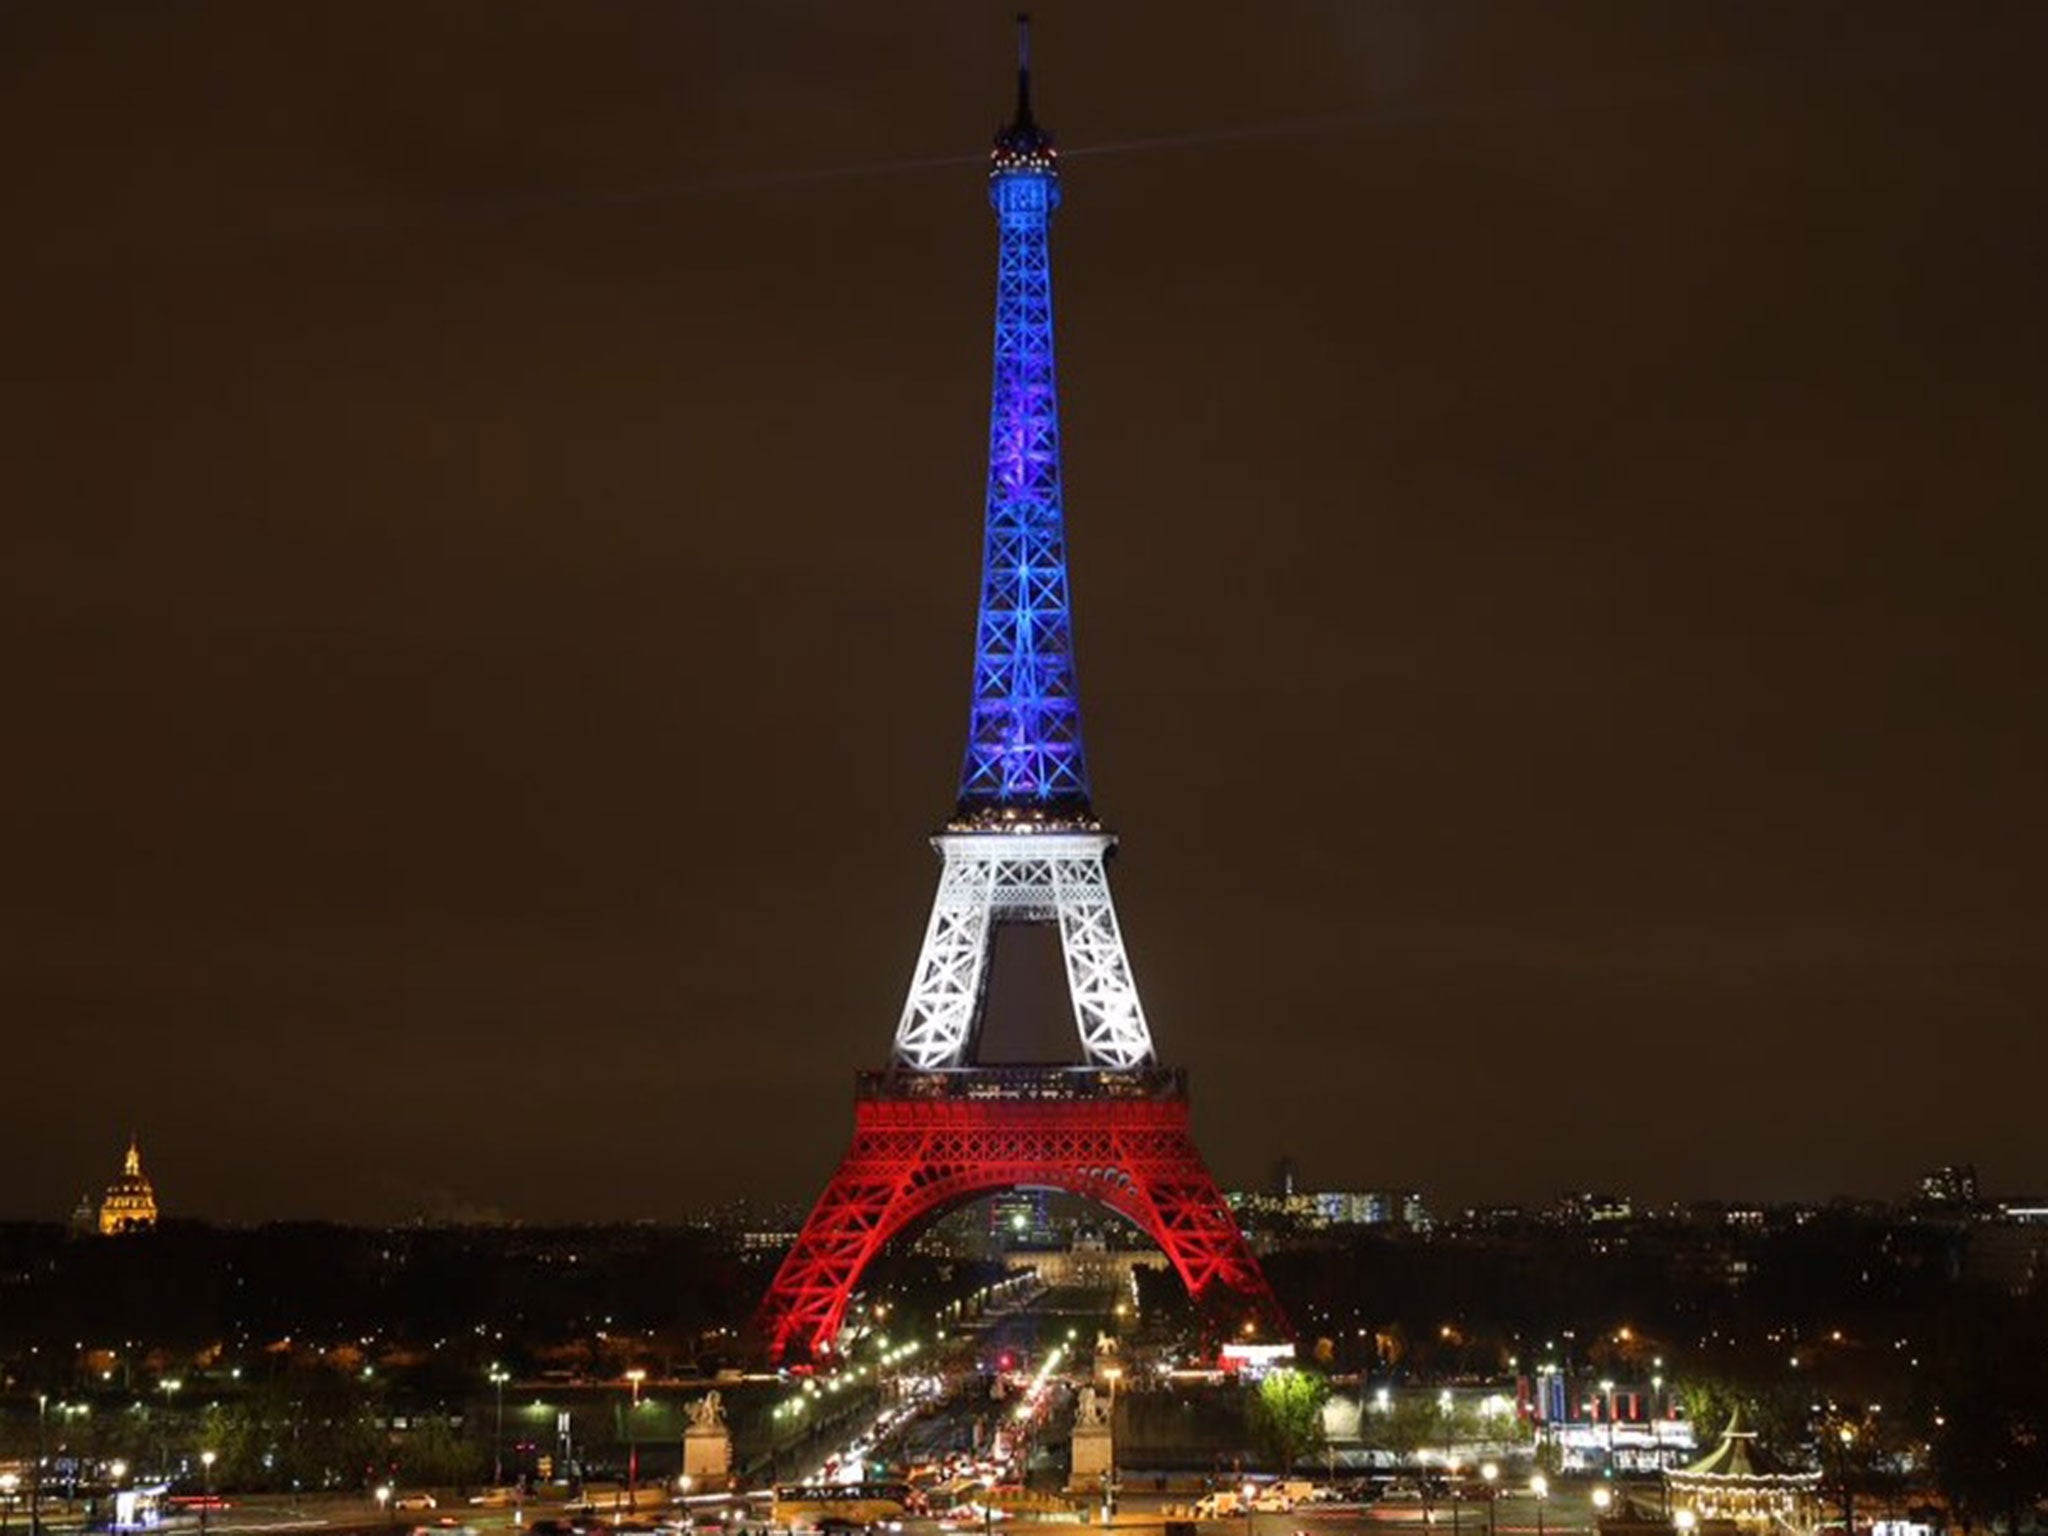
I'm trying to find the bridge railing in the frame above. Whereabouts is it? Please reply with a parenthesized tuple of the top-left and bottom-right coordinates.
(855, 1066, 1187, 1102)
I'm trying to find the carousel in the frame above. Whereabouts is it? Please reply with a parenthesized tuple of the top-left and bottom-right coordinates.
(1664, 1408, 1822, 1532)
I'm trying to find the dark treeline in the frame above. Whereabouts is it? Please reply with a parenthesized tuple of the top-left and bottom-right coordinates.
(0, 1221, 757, 1378)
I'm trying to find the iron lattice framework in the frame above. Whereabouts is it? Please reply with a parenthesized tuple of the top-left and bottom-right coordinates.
(758, 24, 1281, 1364)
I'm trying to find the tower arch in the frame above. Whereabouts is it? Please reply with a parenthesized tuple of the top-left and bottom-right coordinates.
(758, 1072, 1280, 1361)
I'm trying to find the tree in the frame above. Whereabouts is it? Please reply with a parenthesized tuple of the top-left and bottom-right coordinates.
(1932, 1363, 2048, 1534)
(1365, 1396, 1444, 1467)
(400, 1417, 485, 1491)
(1248, 1369, 1330, 1476)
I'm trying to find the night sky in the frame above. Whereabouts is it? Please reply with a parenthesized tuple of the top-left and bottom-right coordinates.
(5, 3, 2044, 1223)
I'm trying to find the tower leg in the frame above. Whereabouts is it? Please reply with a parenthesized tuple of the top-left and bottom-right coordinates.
(892, 853, 996, 1070)
(1051, 848, 1151, 1069)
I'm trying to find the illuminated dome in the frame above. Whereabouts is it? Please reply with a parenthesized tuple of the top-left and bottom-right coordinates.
(98, 1135, 159, 1235)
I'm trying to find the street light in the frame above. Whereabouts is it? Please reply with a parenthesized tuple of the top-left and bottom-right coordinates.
(1593, 1486, 1613, 1524)
(624, 1370, 647, 1511)
(199, 1451, 217, 1536)
(1530, 1475, 1549, 1536)
(1600, 1380, 1617, 1455)
(1835, 1424, 1858, 1536)
(1480, 1464, 1498, 1536)
(489, 1366, 511, 1488)
(2, 1471, 18, 1536)
(31, 1394, 46, 1536)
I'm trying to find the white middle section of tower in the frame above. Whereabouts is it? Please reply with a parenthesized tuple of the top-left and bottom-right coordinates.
(892, 832, 1156, 1071)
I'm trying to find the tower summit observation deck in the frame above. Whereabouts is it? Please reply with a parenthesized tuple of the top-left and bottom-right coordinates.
(756, 19, 1282, 1364)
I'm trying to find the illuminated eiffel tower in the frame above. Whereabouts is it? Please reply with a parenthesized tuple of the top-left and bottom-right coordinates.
(757, 19, 1283, 1363)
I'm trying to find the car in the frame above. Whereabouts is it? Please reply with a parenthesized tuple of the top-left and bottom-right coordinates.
(470, 1489, 518, 1507)
(394, 1494, 439, 1511)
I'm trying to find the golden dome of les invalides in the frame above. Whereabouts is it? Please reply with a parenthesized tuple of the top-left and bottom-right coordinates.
(97, 1135, 159, 1235)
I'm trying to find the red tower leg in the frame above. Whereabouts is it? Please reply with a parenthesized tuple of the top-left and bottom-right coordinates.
(756, 1073, 1284, 1363)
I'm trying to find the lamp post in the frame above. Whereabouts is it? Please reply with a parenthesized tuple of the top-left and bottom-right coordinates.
(159, 1381, 181, 1480)
(1448, 1459, 1461, 1536)
(1530, 1475, 1548, 1536)
(1592, 1486, 1613, 1528)
(375, 1485, 392, 1529)
(1835, 1425, 1857, 1536)
(2, 1470, 18, 1535)
(30, 1394, 46, 1536)
(199, 1451, 217, 1536)
(624, 1370, 647, 1512)
(1600, 1380, 1616, 1458)
(489, 1367, 510, 1488)
(1480, 1463, 1498, 1536)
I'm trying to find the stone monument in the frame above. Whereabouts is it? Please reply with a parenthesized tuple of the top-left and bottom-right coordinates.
(682, 1391, 732, 1491)
(1068, 1384, 1114, 1491)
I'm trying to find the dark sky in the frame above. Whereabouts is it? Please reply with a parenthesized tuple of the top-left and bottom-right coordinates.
(4, 3, 2044, 1224)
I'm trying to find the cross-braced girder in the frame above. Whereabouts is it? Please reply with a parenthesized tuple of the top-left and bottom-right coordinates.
(756, 1092, 1284, 1363)
(892, 832, 1153, 1070)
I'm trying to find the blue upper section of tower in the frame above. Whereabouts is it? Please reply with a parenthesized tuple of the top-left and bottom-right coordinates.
(955, 18, 1094, 829)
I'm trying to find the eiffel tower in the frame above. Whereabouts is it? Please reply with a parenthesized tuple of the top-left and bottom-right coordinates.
(757, 18, 1283, 1363)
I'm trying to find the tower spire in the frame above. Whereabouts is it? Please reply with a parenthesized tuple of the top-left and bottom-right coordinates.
(961, 13, 1083, 825)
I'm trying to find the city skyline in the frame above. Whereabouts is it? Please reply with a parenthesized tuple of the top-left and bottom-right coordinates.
(4, 2, 2044, 1223)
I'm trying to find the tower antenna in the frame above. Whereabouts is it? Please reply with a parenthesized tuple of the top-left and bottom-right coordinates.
(1014, 13, 1034, 127)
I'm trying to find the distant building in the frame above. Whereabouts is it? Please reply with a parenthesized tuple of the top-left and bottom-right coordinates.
(989, 1190, 1054, 1248)
(1227, 1187, 1430, 1235)
(1919, 1163, 1980, 1205)
(1556, 1191, 1634, 1224)
(98, 1135, 159, 1235)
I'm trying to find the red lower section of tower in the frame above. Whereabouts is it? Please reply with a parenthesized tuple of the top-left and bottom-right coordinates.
(757, 1069, 1284, 1362)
